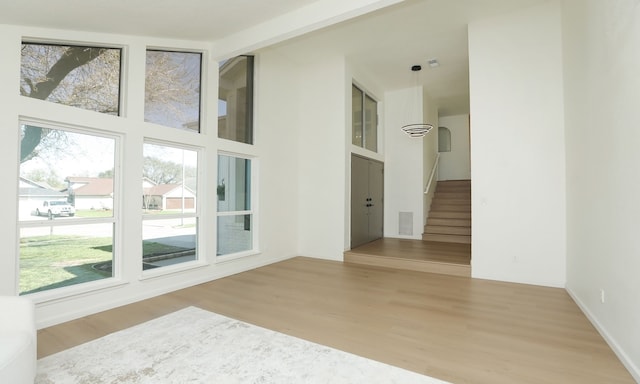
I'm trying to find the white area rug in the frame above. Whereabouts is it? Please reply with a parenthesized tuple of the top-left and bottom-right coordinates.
(36, 306, 450, 384)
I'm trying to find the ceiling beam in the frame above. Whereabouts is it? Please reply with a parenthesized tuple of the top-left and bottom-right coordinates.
(211, 0, 405, 60)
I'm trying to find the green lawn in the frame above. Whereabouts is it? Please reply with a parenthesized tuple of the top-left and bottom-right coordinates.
(75, 209, 113, 218)
(19, 235, 190, 295)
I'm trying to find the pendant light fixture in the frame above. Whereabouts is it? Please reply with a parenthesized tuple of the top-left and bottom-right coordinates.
(401, 64, 433, 138)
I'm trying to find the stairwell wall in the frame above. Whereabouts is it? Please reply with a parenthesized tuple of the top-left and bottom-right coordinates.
(468, 1, 567, 287)
(384, 86, 433, 239)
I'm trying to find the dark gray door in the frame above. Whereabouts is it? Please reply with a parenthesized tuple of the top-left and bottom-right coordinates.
(367, 160, 384, 241)
(351, 155, 384, 248)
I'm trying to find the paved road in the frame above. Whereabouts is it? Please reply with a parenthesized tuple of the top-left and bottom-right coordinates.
(20, 217, 197, 248)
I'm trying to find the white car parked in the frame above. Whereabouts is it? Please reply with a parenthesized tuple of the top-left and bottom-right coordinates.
(35, 200, 76, 217)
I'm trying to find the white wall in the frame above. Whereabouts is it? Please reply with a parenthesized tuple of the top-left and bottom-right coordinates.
(422, 90, 439, 224)
(468, 2, 566, 287)
(252, 49, 302, 262)
(295, 55, 349, 260)
(384, 87, 427, 239)
(0, 25, 300, 327)
(258, 45, 393, 258)
(562, 0, 640, 380)
(438, 114, 470, 181)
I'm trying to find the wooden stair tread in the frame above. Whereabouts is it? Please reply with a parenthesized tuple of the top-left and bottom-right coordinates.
(422, 233, 472, 244)
(432, 198, 471, 205)
(427, 218, 471, 227)
(344, 238, 471, 277)
(425, 226, 471, 236)
(434, 192, 471, 198)
(430, 204, 471, 212)
(425, 180, 471, 245)
(429, 211, 471, 219)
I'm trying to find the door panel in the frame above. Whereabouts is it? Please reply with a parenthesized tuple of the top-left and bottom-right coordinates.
(351, 155, 370, 248)
(350, 155, 384, 248)
(368, 160, 384, 240)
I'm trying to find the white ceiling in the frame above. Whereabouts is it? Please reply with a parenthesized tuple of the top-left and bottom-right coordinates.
(268, 0, 546, 116)
(0, 0, 320, 40)
(0, 0, 545, 116)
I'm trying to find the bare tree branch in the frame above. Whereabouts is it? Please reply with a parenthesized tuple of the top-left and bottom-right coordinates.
(28, 47, 106, 101)
(20, 47, 107, 163)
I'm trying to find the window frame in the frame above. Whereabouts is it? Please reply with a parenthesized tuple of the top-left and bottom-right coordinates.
(141, 139, 204, 277)
(16, 118, 123, 300)
(144, 48, 203, 132)
(20, 41, 124, 116)
(218, 55, 255, 145)
(352, 83, 378, 153)
(215, 151, 258, 261)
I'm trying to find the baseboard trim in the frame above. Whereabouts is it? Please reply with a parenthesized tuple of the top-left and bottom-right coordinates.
(566, 287, 640, 383)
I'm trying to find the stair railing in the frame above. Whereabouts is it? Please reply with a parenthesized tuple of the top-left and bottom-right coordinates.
(424, 153, 440, 194)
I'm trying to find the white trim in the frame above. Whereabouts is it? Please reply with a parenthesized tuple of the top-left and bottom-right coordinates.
(216, 210, 252, 217)
(25, 278, 128, 306)
(566, 287, 640, 382)
(17, 120, 121, 297)
(215, 153, 258, 258)
(216, 250, 261, 263)
(140, 260, 209, 280)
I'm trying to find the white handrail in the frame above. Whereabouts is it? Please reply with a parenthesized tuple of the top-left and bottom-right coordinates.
(424, 153, 440, 194)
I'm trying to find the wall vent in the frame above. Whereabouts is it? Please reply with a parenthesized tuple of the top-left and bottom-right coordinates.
(399, 212, 413, 236)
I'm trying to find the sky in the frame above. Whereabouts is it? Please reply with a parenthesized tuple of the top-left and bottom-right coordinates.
(19, 46, 204, 186)
(21, 130, 198, 186)
(20, 129, 115, 183)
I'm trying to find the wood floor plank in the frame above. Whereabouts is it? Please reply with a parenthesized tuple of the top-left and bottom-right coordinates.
(37, 257, 634, 384)
(344, 238, 471, 276)
(347, 238, 471, 265)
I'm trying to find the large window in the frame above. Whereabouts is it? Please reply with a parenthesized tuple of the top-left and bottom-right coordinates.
(143, 142, 198, 270)
(20, 42, 122, 115)
(352, 84, 378, 152)
(217, 154, 253, 256)
(218, 56, 254, 144)
(145, 50, 202, 132)
(18, 122, 117, 295)
(15, 38, 212, 301)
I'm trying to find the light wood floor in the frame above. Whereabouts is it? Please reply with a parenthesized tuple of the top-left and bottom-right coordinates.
(38, 257, 634, 384)
(345, 238, 471, 277)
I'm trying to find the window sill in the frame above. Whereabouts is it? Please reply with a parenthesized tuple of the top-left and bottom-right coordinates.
(25, 277, 128, 305)
(140, 260, 210, 281)
(215, 250, 260, 263)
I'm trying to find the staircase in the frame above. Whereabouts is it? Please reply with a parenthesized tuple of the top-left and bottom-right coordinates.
(423, 180, 471, 244)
